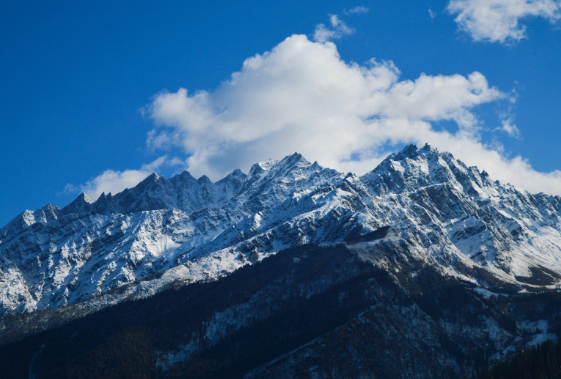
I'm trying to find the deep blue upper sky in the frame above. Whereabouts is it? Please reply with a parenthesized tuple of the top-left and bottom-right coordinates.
(1, 0, 561, 226)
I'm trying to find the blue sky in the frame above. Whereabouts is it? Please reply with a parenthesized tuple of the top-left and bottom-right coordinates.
(1, 0, 561, 226)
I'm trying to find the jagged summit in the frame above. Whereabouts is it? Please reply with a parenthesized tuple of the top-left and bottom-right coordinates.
(229, 168, 245, 177)
(81, 192, 94, 204)
(54, 152, 336, 218)
(361, 143, 489, 197)
(377, 143, 434, 163)
(394, 143, 421, 160)
(384, 143, 446, 165)
(280, 152, 310, 166)
(0, 203, 61, 238)
(62, 192, 94, 214)
(60, 146, 470, 217)
(133, 172, 160, 189)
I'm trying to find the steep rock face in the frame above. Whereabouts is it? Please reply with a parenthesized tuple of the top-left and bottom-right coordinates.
(1, 145, 561, 320)
(361, 144, 561, 280)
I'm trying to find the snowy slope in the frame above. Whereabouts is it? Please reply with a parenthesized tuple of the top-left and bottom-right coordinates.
(1, 145, 561, 317)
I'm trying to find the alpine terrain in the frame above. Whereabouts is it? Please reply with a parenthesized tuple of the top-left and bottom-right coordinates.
(1, 144, 561, 379)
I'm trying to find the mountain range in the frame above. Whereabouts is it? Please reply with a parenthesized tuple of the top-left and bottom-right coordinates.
(1, 144, 561, 378)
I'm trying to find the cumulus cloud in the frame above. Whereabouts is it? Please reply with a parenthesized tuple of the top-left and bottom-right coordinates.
(448, 0, 561, 43)
(144, 34, 561, 195)
(344, 6, 370, 15)
(313, 15, 355, 43)
(66, 156, 182, 200)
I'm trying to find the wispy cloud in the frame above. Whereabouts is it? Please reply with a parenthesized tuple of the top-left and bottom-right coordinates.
(313, 15, 355, 43)
(344, 6, 370, 15)
(498, 116, 522, 138)
(428, 8, 437, 19)
(447, 0, 561, 44)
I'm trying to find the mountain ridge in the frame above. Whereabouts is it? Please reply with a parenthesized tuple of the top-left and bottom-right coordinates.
(1, 144, 561, 320)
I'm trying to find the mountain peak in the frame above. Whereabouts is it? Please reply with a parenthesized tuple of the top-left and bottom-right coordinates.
(80, 192, 94, 204)
(394, 143, 441, 161)
(249, 153, 311, 176)
(258, 158, 277, 170)
(172, 171, 198, 187)
(61, 192, 94, 215)
(197, 175, 212, 183)
(278, 152, 311, 167)
(395, 144, 419, 160)
(218, 168, 247, 184)
(361, 143, 486, 196)
(230, 168, 244, 177)
(249, 158, 277, 177)
(139, 172, 160, 186)
(262, 153, 323, 181)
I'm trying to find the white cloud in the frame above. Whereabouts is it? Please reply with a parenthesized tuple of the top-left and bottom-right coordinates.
(66, 156, 182, 200)
(79, 169, 153, 199)
(344, 6, 370, 15)
(63, 32, 561, 200)
(64, 19, 561, 200)
(313, 15, 355, 43)
(448, 0, 561, 43)
(145, 34, 561, 195)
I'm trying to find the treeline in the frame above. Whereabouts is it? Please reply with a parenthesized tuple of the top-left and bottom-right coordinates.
(470, 339, 561, 379)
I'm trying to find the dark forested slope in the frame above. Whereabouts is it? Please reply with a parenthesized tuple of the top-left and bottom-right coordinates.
(2, 243, 561, 379)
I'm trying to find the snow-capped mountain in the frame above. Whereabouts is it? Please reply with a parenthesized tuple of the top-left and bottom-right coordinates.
(1, 144, 561, 318)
